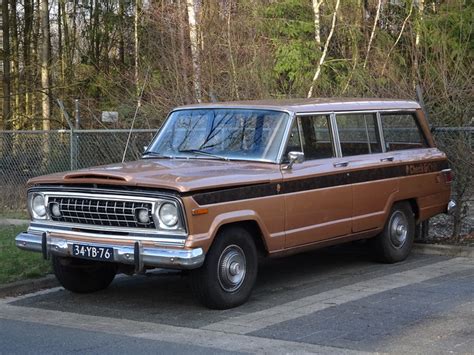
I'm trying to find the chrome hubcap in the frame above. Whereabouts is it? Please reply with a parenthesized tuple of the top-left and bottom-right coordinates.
(217, 245, 246, 292)
(389, 211, 408, 248)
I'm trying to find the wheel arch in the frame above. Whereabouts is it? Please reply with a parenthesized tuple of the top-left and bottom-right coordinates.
(214, 220, 268, 257)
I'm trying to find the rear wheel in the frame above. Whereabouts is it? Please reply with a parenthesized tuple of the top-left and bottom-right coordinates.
(371, 202, 415, 263)
(190, 226, 258, 309)
(52, 256, 117, 293)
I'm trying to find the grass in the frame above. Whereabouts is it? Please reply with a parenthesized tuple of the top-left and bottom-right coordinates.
(0, 224, 52, 284)
(0, 210, 29, 220)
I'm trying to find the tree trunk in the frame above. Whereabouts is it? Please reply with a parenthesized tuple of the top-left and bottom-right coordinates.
(177, 0, 191, 103)
(10, 0, 20, 127)
(307, 0, 340, 98)
(363, 0, 381, 69)
(186, 0, 202, 102)
(31, 0, 40, 128)
(119, 0, 125, 65)
(40, 0, 50, 130)
(134, 0, 140, 100)
(413, 0, 424, 87)
(24, 0, 33, 122)
(381, 1, 413, 76)
(311, 0, 323, 50)
(1, 0, 11, 129)
(226, 1, 239, 100)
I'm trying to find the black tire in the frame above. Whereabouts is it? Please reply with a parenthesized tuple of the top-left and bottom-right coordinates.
(52, 255, 117, 293)
(371, 202, 415, 263)
(190, 226, 258, 309)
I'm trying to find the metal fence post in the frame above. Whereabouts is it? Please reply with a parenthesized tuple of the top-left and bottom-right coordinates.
(70, 129, 76, 170)
(73, 99, 81, 170)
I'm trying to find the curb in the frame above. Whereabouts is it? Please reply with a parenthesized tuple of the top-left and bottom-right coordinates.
(413, 243, 473, 258)
(0, 275, 59, 298)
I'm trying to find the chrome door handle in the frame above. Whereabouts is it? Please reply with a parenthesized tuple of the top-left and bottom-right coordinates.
(380, 156, 394, 162)
(333, 161, 349, 168)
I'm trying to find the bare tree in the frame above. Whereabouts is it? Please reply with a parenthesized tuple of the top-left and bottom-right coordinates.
(381, 1, 413, 76)
(307, 0, 340, 98)
(186, 0, 202, 102)
(363, 0, 381, 69)
(1, 0, 11, 128)
(311, 0, 324, 50)
(134, 0, 140, 101)
(40, 0, 50, 130)
(413, 0, 424, 85)
(226, 1, 239, 99)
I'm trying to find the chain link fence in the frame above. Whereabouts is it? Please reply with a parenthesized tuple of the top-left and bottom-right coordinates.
(0, 129, 156, 212)
(0, 127, 472, 234)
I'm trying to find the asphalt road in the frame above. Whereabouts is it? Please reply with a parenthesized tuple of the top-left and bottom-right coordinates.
(0, 245, 472, 354)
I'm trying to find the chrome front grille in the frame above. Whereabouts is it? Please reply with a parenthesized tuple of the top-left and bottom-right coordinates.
(48, 196, 156, 229)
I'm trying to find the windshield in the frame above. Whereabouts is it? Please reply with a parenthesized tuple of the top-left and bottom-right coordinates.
(147, 109, 289, 162)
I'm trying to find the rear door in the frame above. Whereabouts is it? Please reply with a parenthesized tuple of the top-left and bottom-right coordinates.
(282, 114, 352, 248)
(334, 112, 398, 233)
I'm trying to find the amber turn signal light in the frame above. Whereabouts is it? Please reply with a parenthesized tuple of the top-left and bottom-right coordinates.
(192, 208, 209, 216)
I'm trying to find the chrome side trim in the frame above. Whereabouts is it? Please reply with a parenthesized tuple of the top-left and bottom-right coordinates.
(16, 232, 204, 270)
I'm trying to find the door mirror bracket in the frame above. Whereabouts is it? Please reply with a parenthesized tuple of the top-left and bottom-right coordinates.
(284, 151, 305, 170)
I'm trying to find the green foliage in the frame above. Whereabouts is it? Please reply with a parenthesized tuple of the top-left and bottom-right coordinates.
(262, 0, 319, 94)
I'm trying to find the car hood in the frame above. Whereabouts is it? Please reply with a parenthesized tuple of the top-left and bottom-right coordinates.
(27, 159, 283, 193)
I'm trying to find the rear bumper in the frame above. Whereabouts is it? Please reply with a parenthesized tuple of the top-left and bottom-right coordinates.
(15, 232, 205, 270)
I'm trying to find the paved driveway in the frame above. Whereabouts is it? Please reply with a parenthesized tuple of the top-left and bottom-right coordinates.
(0, 246, 472, 354)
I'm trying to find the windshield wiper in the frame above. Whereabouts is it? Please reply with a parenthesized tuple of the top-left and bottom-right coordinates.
(178, 149, 229, 161)
(142, 151, 174, 159)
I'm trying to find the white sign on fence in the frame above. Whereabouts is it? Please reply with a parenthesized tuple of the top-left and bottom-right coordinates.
(101, 111, 119, 123)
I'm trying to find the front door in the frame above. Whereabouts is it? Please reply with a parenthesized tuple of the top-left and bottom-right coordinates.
(282, 114, 353, 249)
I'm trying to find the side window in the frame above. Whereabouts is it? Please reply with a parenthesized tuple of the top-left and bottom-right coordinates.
(300, 115, 334, 160)
(336, 113, 382, 156)
(381, 113, 427, 151)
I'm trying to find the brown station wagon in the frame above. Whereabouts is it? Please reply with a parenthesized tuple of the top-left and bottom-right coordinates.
(16, 98, 456, 309)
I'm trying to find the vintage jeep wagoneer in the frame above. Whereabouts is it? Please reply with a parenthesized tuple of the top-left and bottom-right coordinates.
(16, 99, 455, 309)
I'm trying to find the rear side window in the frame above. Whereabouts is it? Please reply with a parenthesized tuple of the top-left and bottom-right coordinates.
(381, 113, 427, 151)
(336, 113, 382, 156)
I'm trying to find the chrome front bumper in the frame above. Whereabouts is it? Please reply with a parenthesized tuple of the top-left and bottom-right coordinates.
(15, 232, 205, 270)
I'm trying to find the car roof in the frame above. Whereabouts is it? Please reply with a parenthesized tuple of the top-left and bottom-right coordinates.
(174, 98, 421, 114)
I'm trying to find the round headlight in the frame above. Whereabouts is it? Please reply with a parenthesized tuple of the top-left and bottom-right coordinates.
(32, 194, 46, 218)
(158, 203, 178, 227)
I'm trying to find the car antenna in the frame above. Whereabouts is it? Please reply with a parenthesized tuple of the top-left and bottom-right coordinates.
(122, 67, 150, 163)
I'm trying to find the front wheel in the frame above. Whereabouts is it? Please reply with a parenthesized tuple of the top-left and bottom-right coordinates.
(52, 256, 117, 293)
(371, 202, 415, 263)
(190, 226, 258, 309)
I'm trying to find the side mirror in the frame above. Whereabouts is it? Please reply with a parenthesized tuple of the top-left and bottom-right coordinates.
(285, 151, 304, 169)
(143, 145, 148, 153)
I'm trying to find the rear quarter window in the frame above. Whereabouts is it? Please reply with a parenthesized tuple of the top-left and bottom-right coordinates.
(380, 112, 428, 151)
